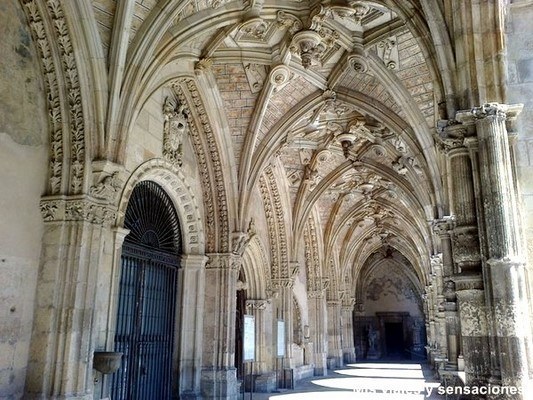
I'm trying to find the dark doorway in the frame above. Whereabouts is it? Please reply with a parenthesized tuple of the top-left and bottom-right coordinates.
(384, 322, 404, 358)
(235, 287, 247, 380)
(110, 181, 182, 400)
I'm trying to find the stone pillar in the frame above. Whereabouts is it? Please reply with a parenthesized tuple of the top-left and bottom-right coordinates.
(430, 254, 449, 361)
(464, 136, 502, 384)
(179, 254, 208, 398)
(25, 196, 116, 399)
(95, 227, 129, 400)
(467, 103, 530, 395)
(341, 298, 356, 364)
(245, 299, 276, 392)
(269, 276, 296, 389)
(200, 253, 240, 400)
(455, 276, 491, 388)
(326, 299, 343, 368)
(308, 283, 328, 376)
(443, 280, 460, 369)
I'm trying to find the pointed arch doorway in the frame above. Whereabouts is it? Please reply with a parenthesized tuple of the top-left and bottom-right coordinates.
(111, 180, 182, 400)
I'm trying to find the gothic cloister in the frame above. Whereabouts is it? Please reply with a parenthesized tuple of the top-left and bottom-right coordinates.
(1, 0, 533, 399)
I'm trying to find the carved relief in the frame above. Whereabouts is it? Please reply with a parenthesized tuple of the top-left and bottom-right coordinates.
(90, 171, 121, 202)
(173, 81, 229, 252)
(162, 96, 189, 167)
(259, 173, 280, 277)
(376, 37, 399, 70)
(238, 17, 269, 40)
(40, 197, 116, 225)
(244, 63, 268, 93)
(451, 226, 481, 270)
(276, 10, 303, 35)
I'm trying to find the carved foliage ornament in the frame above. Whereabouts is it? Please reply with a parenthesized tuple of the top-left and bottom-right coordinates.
(173, 81, 229, 252)
(22, 0, 86, 195)
(40, 197, 116, 225)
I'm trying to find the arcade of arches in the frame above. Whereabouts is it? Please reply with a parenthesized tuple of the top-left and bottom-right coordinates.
(1, 0, 533, 399)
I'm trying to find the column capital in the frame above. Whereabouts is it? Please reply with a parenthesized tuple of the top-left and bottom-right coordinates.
(112, 227, 130, 249)
(246, 299, 270, 310)
(181, 254, 209, 270)
(205, 253, 241, 271)
(432, 217, 453, 237)
(40, 195, 117, 226)
(271, 277, 294, 289)
(456, 103, 523, 124)
(341, 297, 356, 311)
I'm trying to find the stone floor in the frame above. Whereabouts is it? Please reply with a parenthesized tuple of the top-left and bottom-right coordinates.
(243, 361, 449, 400)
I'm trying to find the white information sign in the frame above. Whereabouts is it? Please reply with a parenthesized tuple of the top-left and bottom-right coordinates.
(277, 320, 285, 358)
(243, 315, 255, 362)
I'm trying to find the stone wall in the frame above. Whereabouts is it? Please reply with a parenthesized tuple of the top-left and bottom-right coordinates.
(506, 0, 533, 334)
(363, 260, 423, 317)
(0, 0, 48, 398)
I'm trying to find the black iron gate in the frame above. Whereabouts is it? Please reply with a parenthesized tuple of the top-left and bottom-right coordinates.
(110, 181, 182, 400)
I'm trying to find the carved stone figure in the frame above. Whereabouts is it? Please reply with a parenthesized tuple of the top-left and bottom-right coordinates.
(162, 96, 189, 167)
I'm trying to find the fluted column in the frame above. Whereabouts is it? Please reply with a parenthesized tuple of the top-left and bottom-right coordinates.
(341, 298, 356, 364)
(443, 124, 481, 273)
(25, 196, 117, 399)
(200, 253, 240, 400)
(461, 103, 531, 396)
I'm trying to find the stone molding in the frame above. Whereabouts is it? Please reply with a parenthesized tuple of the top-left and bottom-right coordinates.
(21, 0, 86, 195)
(452, 274, 484, 292)
(173, 80, 229, 253)
(259, 166, 290, 280)
(117, 158, 205, 254)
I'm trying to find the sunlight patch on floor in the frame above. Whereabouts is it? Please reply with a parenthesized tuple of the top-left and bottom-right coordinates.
(268, 362, 440, 400)
(334, 367, 425, 379)
(269, 391, 427, 400)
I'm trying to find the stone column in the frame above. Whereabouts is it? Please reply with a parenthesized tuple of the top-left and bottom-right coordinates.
(341, 297, 356, 364)
(272, 278, 295, 368)
(245, 299, 276, 392)
(326, 298, 343, 368)
(454, 276, 491, 388)
(179, 254, 208, 398)
(95, 227, 129, 399)
(200, 253, 240, 400)
(464, 136, 502, 384)
(430, 254, 448, 360)
(443, 280, 460, 369)
(465, 104, 530, 395)
(442, 124, 481, 274)
(25, 196, 116, 399)
(308, 282, 328, 376)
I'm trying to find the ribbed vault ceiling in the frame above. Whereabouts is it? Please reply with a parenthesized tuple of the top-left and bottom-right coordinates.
(93, 0, 446, 288)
